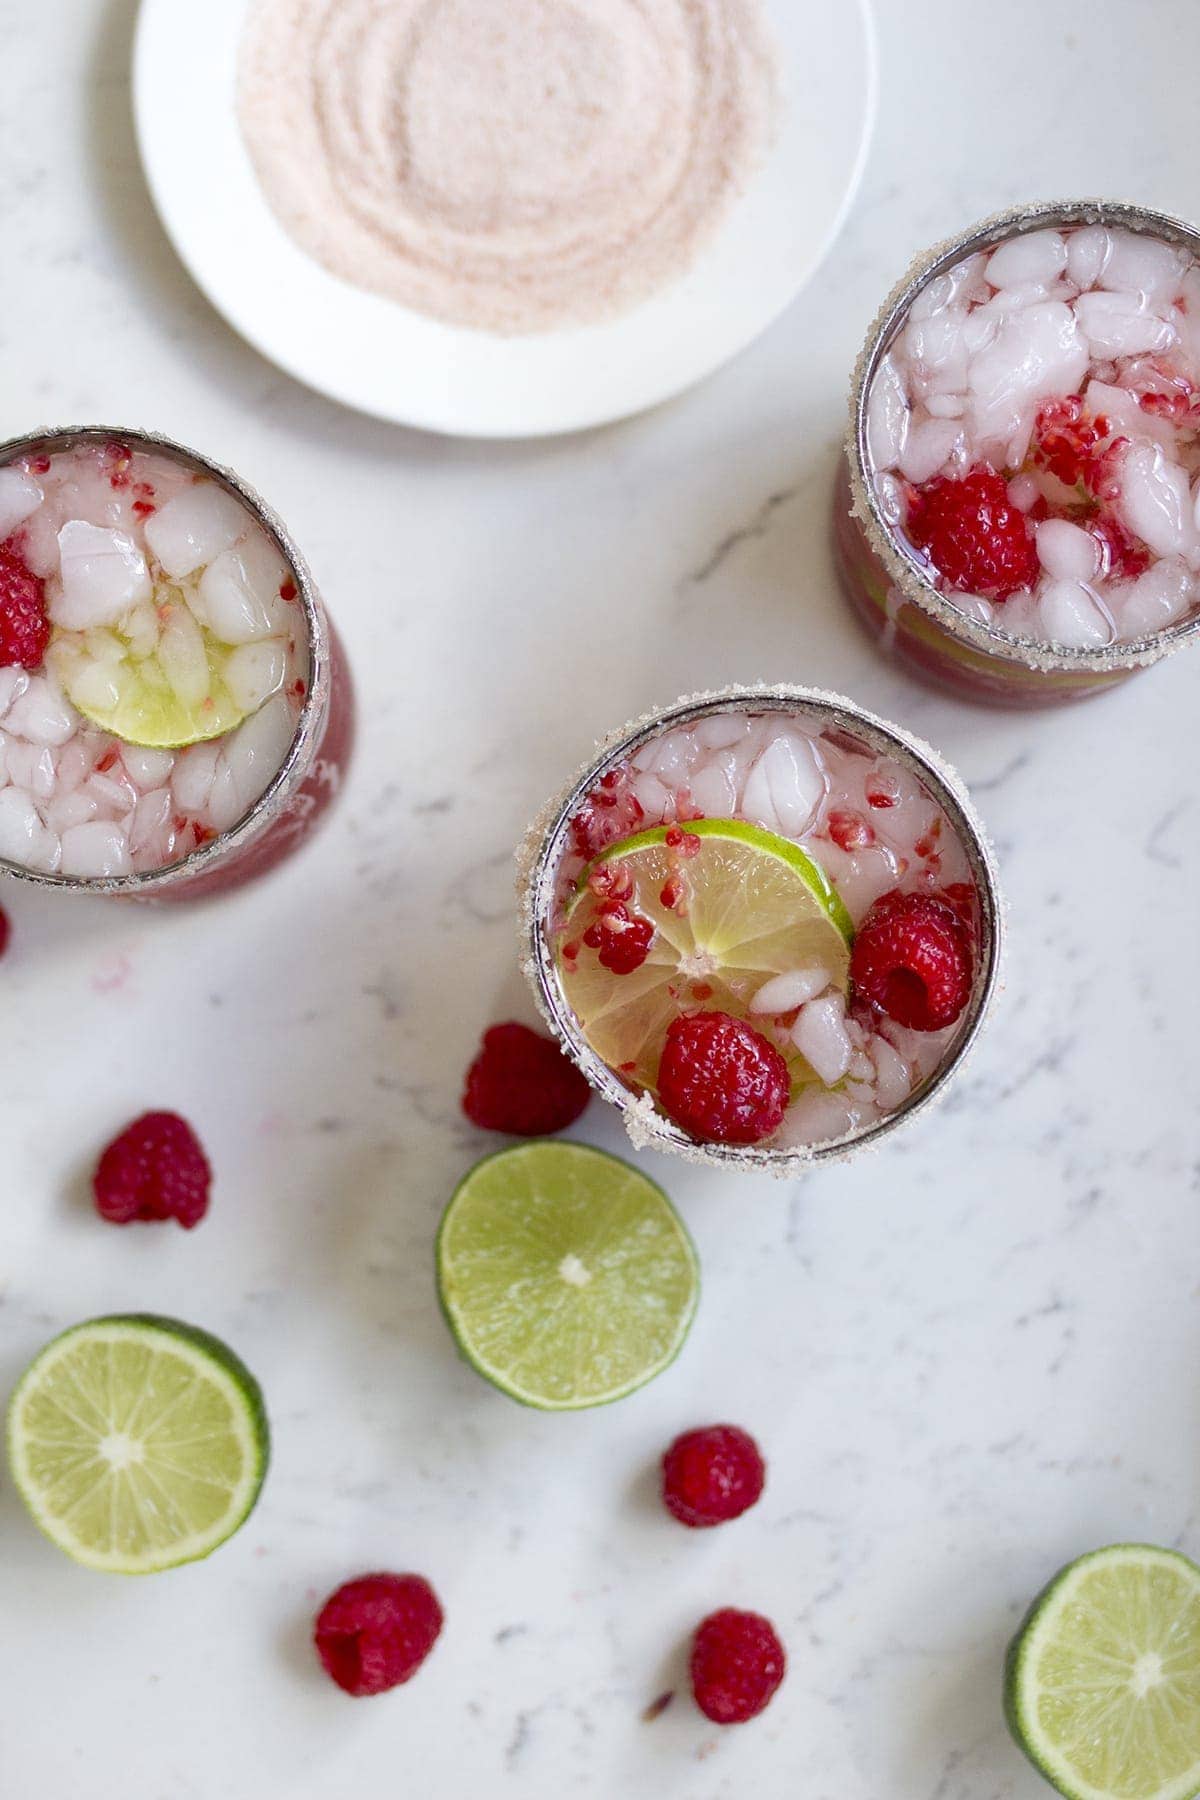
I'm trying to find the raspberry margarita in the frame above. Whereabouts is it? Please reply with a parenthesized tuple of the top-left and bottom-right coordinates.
(837, 202, 1200, 704)
(0, 428, 352, 895)
(522, 689, 1001, 1165)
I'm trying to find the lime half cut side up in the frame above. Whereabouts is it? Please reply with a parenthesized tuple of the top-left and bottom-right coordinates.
(7, 1314, 269, 1574)
(1005, 1544, 1200, 1800)
(557, 818, 854, 1089)
(436, 1141, 699, 1410)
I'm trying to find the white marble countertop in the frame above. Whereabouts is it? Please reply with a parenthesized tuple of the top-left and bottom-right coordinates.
(3, 1, 1199, 1794)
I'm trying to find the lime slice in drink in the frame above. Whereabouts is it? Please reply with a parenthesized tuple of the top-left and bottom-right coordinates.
(436, 1141, 699, 1411)
(1005, 1544, 1200, 1800)
(7, 1314, 269, 1573)
(558, 818, 854, 1087)
(48, 591, 286, 750)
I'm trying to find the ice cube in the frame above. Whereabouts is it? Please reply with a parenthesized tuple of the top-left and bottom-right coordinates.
(0, 787, 60, 872)
(866, 354, 910, 470)
(1066, 225, 1111, 291)
(121, 745, 175, 791)
(52, 522, 152, 629)
(5, 742, 56, 800)
(950, 591, 996, 626)
(1074, 290, 1176, 359)
(1084, 378, 1176, 451)
(688, 752, 738, 820)
(4, 675, 76, 746)
(221, 692, 294, 812)
(749, 967, 832, 1014)
(868, 1036, 913, 1111)
(741, 732, 827, 838)
(1037, 579, 1113, 648)
(1036, 518, 1099, 582)
(54, 737, 96, 793)
(171, 741, 220, 814)
(158, 605, 211, 707)
(60, 820, 133, 879)
(774, 1086, 873, 1149)
(197, 548, 277, 645)
(0, 468, 43, 540)
(1117, 443, 1198, 560)
(1007, 472, 1042, 511)
(43, 788, 99, 835)
(901, 304, 970, 396)
(629, 770, 671, 821)
(223, 641, 287, 716)
(792, 993, 853, 1086)
(968, 302, 1088, 447)
(1118, 558, 1193, 637)
(204, 760, 244, 834)
(143, 482, 247, 579)
(925, 393, 965, 419)
(84, 770, 138, 814)
(130, 787, 174, 855)
(909, 253, 987, 322)
(0, 668, 31, 723)
(693, 713, 752, 752)
(899, 417, 964, 485)
(985, 228, 1068, 292)
(1099, 228, 1188, 305)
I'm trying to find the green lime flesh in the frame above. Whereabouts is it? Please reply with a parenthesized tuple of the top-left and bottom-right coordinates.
(7, 1314, 269, 1574)
(1005, 1544, 1200, 1800)
(437, 1141, 699, 1411)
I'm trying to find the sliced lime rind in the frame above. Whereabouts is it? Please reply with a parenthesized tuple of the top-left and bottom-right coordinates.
(1005, 1544, 1200, 1800)
(581, 818, 855, 944)
(436, 1142, 699, 1412)
(7, 1314, 269, 1574)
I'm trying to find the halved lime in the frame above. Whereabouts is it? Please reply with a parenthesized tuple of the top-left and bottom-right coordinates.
(48, 591, 285, 750)
(7, 1314, 269, 1574)
(1005, 1544, 1200, 1800)
(557, 819, 854, 1088)
(436, 1142, 699, 1410)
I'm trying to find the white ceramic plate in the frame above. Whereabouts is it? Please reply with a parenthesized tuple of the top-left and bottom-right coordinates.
(134, 0, 877, 438)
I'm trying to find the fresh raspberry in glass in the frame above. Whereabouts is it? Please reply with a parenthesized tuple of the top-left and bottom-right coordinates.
(657, 1011, 789, 1146)
(314, 1573, 443, 1697)
(690, 1608, 786, 1724)
(582, 900, 656, 975)
(0, 543, 50, 669)
(662, 1424, 766, 1528)
(462, 1021, 590, 1136)
(92, 1111, 211, 1228)
(850, 889, 974, 1032)
(907, 464, 1039, 601)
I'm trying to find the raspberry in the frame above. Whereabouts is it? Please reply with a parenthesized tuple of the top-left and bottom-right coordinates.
(907, 464, 1039, 601)
(849, 890, 974, 1032)
(314, 1573, 443, 1697)
(92, 1111, 211, 1228)
(0, 544, 50, 669)
(1031, 396, 1110, 489)
(462, 1021, 590, 1136)
(582, 900, 655, 974)
(662, 1424, 766, 1528)
(690, 1609, 786, 1724)
(0, 907, 9, 959)
(656, 1011, 789, 1146)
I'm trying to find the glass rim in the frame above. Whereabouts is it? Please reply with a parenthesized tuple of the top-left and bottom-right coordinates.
(519, 684, 1005, 1171)
(0, 424, 331, 895)
(846, 197, 1200, 676)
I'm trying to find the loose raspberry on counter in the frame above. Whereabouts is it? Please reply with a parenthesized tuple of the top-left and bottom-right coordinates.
(314, 1573, 443, 1697)
(462, 1021, 590, 1136)
(690, 1608, 786, 1724)
(849, 890, 974, 1032)
(907, 464, 1040, 601)
(92, 1111, 211, 1228)
(662, 1424, 766, 1528)
(0, 543, 51, 669)
(0, 907, 9, 959)
(657, 1011, 789, 1146)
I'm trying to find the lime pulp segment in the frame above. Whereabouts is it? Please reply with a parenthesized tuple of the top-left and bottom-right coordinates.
(7, 1314, 269, 1574)
(436, 1141, 699, 1411)
(1005, 1544, 1200, 1800)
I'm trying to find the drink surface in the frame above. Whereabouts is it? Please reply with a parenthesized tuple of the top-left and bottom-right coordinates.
(0, 441, 310, 880)
(866, 222, 1200, 650)
(549, 706, 981, 1151)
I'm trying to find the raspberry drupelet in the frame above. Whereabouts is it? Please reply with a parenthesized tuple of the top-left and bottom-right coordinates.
(662, 1424, 766, 1528)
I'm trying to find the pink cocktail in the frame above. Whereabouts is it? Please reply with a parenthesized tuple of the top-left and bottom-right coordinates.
(836, 202, 1200, 705)
(0, 428, 353, 899)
